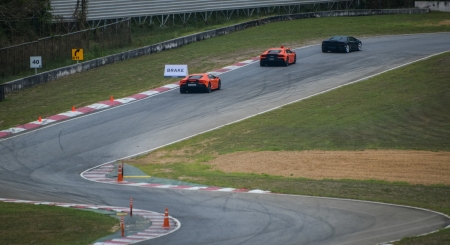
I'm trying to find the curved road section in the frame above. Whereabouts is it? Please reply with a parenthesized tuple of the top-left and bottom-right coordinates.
(0, 33, 450, 245)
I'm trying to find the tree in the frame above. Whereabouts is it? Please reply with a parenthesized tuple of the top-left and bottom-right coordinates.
(73, 0, 88, 31)
(0, 0, 52, 47)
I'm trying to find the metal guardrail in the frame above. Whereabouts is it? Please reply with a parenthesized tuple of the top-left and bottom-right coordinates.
(51, 0, 348, 21)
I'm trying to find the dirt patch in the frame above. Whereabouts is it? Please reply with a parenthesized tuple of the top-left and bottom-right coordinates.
(420, 20, 450, 27)
(207, 150, 450, 185)
(130, 146, 217, 165)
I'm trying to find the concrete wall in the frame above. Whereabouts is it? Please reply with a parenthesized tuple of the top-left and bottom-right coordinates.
(2, 8, 430, 94)
(415, 1, 450, 12)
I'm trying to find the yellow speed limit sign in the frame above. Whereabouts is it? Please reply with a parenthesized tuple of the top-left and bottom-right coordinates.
(72, 48, 84, 61)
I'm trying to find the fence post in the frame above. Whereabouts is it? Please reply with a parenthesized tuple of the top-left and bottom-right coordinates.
(0, 84, 5, 102)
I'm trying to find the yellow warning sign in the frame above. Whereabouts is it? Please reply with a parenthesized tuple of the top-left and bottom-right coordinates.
(72, 49, 84, 61)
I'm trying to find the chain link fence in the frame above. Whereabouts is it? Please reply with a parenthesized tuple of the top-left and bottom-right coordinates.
(0, 18, 131, 78)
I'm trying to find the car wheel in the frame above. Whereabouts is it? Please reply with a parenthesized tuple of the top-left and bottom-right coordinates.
(293, 55, 296, 64)
(180, 87, 186, 93)
(217, 80, 221, 90)
(322, 48, 327, 53)
(357, 42, 362, 51)
(285, 58, 289, 66)
(260, 61, 265, 67)
(345, 44, 350, 53)
(206, 82, 211, 93)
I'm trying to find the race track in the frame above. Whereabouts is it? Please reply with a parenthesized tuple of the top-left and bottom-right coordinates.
(1, 33, 450, 245)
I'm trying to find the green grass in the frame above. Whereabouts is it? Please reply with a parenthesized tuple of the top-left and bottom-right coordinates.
(130, 52, 450, 245)
(2, 12, 450, 129)
(0, 202, 118, 245)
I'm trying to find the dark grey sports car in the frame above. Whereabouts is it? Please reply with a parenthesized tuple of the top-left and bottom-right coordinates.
(322, 36, 362, 53)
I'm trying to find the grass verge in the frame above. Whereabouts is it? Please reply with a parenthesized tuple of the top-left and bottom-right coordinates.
(0, 202, 118, 245)
(1, 12, 450, 129)
(128, 52, 450, 245)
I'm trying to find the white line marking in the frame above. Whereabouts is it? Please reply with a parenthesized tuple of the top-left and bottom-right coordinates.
(139, 90, 159, 96)
(183, 186, 208, 190)
(154, 185, 176, 188)
(216, 188, 236, 192)
(31, 119, 57, 125)
(240, 59, 257, 64)
(222, 65, 241, 69)
(115, 98, 136, 104)
(8, 128, 27, 134)
(162, 84, 179, 89)
(87, 103, 111, 110)
(248, 189, 271, 194)
(58, 111, 84, 117)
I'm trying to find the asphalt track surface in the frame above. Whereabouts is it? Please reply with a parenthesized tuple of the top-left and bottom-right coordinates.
(1, 33, 450, 245)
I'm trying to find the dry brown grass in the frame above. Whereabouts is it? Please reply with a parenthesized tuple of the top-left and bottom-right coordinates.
(421, 19, 450, 26)
(207, 150, 450, 185)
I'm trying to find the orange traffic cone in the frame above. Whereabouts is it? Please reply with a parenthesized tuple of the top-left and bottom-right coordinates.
(38, 116, 42, 122)
(110, 95, 114, 102)
(162, 208, 170, 228)
(72, 106, 76, 112)
(117, 164, 123, 182)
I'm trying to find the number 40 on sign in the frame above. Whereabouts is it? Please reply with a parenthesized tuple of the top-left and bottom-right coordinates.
(30, 56, 42, 74)
(30, 56, 42, 68)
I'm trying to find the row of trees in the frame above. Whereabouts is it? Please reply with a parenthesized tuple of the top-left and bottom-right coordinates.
(0, 0, 52, 48)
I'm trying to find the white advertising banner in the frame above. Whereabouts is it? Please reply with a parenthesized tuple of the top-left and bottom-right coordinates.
(164, 64, 188, 78)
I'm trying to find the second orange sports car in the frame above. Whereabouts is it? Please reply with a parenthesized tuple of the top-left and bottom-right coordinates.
(179, 73, 221, 93)
(260, 46, 296, 67)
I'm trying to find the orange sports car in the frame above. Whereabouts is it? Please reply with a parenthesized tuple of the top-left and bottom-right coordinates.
(179, 73, 221, 93)
(260, 46, 296, 66)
